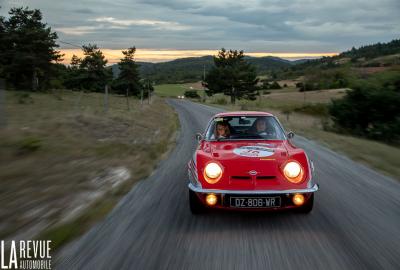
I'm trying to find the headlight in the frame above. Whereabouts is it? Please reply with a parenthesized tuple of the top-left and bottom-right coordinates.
(283, 161, 304, 183)
(204, 162, 222, 184)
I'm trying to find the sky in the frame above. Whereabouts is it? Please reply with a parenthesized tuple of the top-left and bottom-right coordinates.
(1, 0, 399, 63)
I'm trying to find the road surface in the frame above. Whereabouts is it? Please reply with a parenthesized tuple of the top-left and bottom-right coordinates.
(58, 100, 400, 270)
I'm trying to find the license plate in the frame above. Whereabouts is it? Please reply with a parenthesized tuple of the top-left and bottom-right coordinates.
(230, 196, 281, 208)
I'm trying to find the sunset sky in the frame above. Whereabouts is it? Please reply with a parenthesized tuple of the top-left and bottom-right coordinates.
(1, 0, 399, 63)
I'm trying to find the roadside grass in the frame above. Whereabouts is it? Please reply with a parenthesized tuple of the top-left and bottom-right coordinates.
(200, 90, 399, 179)
(154, 83, 203, 97)
(0, 90, 178, 247)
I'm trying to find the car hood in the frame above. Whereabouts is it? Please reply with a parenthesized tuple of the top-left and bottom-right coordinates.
(202, 140, 288, 160)
(196, 140, 303, 190)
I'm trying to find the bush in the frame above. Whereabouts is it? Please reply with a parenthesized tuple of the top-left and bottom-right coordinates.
(49, 79, 64, 89)
(296, 82, 319, 92)
(16, 93, 34, 104)
(269, 81, 281, 89)
(294, 104, 329, 116)
(262, 90, 271, 95)
(184, 90, 200, 99)
(212, 97, 228, 105)
(300, 68, 354, 91)
(261, 80, 270, 89)
(17, 137, 42, 154)
(329, 77, 400, 143)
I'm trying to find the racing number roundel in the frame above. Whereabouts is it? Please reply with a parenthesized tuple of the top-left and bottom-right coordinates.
(233, 146, 274, 158)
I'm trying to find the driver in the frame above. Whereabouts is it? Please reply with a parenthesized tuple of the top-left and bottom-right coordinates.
(256, 118, 267, 134)
(254, 118, 275, 136)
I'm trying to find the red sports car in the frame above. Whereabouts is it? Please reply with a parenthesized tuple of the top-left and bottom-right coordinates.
(188, 111, 318, 214)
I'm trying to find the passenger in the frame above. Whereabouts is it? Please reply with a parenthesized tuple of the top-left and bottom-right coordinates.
(215, 122, 230, 139)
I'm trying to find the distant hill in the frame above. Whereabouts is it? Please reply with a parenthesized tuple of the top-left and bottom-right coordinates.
(272, 38, 400, 90)
(340, 39, 400, 60)
(112, 55, 295, 84)
(290, 39, 400, 71)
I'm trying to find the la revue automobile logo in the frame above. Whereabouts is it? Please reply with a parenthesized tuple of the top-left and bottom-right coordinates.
(1, 240, 52, 270)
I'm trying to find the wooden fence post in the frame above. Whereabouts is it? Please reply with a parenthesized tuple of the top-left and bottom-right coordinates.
(126, 88, 130, 111)
(104, 85, 109, 113)
(140, 88, 143, 108)
(0, 79, 6, 128)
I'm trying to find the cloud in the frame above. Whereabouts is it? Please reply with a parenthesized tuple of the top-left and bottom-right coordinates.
(1, 0, 399, 59)
(55, 26, 100, 36)
(73, 8, 94, 14)
(90, 17, 190, 31)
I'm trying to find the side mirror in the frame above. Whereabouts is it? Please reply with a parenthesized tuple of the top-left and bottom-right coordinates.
(195, 133, 203, 142)
(287, 131, 295, 139)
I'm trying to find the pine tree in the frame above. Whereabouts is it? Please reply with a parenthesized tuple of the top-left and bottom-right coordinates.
(79, 44, 110, 91)
(1, 7, 62, 90)
(204, 48, 259, 104)
(114, 47, 142, 97)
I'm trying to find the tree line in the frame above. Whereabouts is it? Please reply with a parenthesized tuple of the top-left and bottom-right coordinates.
(0, 7, 150, 97)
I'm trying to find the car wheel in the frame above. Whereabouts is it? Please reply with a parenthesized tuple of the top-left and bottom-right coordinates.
(295, 193, 314, 214)
(189, 189, 206, 214)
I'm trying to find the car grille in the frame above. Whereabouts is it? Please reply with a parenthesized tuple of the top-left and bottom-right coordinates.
(256, 176, 276, 180)
(231, 176, 251, 180)
(230, 175, 276, 180)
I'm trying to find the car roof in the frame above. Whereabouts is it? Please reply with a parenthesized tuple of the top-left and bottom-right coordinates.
(214, 111, 274, 117)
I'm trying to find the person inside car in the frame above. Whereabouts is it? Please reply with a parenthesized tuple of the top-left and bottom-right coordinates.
(252, 118, 276, 137)
(215, 122, 231, 139)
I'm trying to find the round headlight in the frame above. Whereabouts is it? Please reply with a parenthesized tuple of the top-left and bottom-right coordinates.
(204, 162, 222, 184)
(283, 161, 304, 183)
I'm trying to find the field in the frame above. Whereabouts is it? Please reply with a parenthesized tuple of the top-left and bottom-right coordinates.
(0, 90, 178, 247)
(162, 83, 400, 179)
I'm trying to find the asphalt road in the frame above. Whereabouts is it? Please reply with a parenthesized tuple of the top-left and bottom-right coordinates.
(58, 100, 400, 270)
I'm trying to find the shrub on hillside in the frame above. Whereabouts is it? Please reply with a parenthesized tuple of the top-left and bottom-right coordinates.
(212, 97, 228, 105)
(329, 75, 400, 143)
(269, 81, 281, 89)
(17, 137, 42, 154)
(294, 104, 329, 116)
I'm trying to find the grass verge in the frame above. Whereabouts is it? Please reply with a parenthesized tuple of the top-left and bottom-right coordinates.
(0, 90, 179, 249)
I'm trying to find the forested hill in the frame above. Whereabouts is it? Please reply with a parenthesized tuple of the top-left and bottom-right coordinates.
(340, 39, 400, 59)
(112, 55, 294, 84)
(290, 39, 400, 71)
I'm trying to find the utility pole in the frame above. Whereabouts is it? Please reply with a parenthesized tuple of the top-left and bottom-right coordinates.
(104, 85, 109, 113)
(0, 79, 6, 128)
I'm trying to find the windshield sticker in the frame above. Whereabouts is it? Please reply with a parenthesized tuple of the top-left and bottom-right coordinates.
(214, 117, 224, 122)
(233, 146, 274, 157)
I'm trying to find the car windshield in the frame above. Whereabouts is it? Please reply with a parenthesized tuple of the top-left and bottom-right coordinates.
(205, 115, 286, 141)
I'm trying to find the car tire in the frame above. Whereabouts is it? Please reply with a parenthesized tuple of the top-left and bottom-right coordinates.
(189, 189, 206, 214)
(295, 193, 314, 214)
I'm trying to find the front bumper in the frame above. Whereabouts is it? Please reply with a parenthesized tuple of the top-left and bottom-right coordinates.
(189, 182, 318, 210)
(188, 183, 319, 195)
